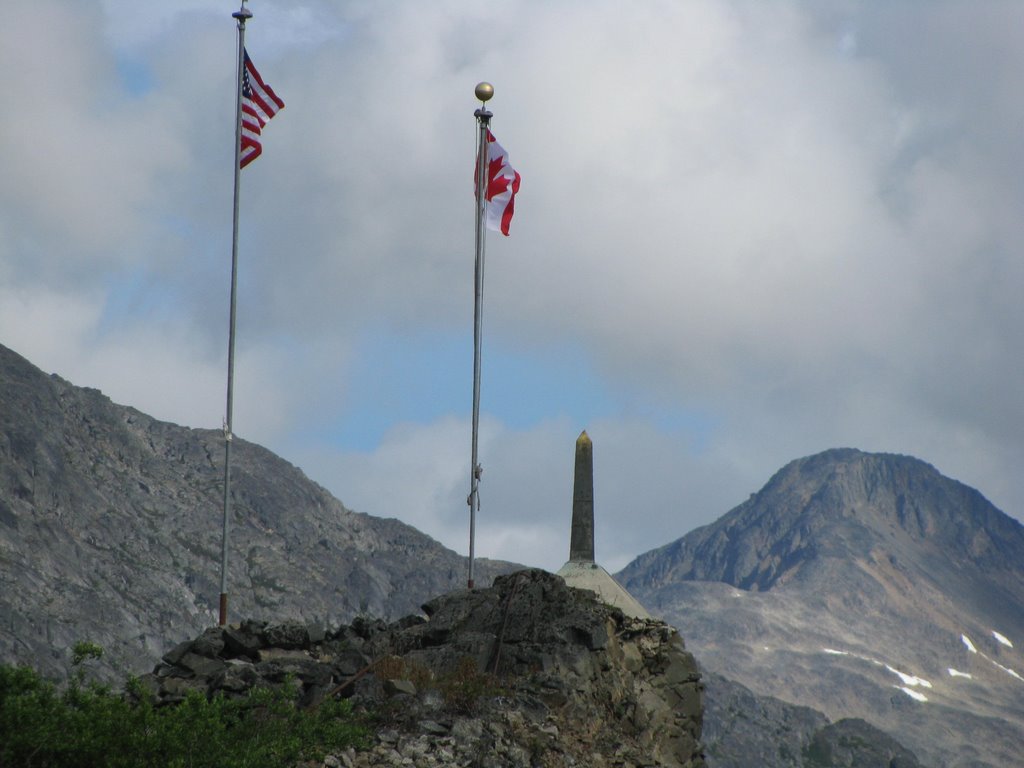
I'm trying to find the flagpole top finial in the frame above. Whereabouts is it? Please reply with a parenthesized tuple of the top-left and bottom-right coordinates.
(233, 0, 252, 20)
(475, 82, 494, 103)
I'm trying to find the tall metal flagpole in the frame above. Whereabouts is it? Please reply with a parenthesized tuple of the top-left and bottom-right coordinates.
(467, 82, 494, 589)
(220, 0, 251, 627)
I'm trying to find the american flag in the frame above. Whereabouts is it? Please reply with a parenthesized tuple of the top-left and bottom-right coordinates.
(240, 49, 284, 169)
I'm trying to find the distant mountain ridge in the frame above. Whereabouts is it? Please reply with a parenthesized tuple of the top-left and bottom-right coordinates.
(618, 448, 1024, 767)
(0, 342, 515, 682)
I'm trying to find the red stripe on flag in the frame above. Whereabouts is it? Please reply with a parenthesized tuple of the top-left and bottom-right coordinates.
(239, 49, 284, 169)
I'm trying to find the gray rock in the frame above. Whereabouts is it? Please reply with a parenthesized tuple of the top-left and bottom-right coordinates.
(176, 652, 226, 678)
(332, 648, 372, 677)
(383, 678, 417, 696)
(160, 640, 193, 667)
(215, 671, 257, 695)
(262, 621, 312, 650)
(191, 627, 225, 658)
(222, 626, 262, 658)
(419, 720, 450, 735)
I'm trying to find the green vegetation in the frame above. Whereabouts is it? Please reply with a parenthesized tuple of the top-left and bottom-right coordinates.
(70, 641, 104, 667)
(0, 661, 369, 768)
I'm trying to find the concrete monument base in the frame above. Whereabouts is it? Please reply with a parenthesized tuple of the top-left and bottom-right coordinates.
(557, 560, 651, 620)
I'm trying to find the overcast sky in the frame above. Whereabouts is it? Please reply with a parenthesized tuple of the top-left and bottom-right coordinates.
(3, 1, 1024, 573)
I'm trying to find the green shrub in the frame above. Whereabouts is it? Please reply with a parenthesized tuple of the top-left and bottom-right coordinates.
(0, 664, 369, 768)
(70, 641, 104, 667)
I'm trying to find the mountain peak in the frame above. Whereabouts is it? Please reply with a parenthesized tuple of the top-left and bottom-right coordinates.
(619, 448, 1024, 594)
(618, 448, 1024, 767)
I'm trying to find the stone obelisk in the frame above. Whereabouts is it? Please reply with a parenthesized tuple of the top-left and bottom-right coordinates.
(557, 430, 651, 619)
(569, 430, 595, 562)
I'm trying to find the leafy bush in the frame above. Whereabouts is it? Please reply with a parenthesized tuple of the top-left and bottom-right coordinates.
(0, 664, 369, 768)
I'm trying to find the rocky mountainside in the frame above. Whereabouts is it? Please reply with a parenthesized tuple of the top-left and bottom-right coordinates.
(0, 342, 515, 683)
(699, 671, 922, 768)
(618, 448, 1024, 768)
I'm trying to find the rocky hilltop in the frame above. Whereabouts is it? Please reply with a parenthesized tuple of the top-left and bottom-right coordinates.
(618, 448, 1024, 768)
(138, 569, 705, 768)
(0, 342, 515, 682)
(133, 567, 921, 768)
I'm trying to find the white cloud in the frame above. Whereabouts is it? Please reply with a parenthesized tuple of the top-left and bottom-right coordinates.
(4, 0, 1024, 575)
(1, 1, 189, 279)
(291, 414, 749, 573)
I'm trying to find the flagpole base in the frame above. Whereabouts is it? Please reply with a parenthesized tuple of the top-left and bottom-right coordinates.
(219, 593, 228, 626)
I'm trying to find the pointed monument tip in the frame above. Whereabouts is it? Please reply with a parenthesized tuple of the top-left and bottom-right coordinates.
(577, 430, 591, 445)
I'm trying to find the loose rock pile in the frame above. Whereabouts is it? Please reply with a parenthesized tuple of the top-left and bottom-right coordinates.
(139, 569, 705, 768)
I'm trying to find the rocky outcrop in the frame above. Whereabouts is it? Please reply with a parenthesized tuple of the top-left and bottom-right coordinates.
(138, 569, 705, 768)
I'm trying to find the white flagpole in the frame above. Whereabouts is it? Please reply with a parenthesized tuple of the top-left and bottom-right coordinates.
(467, 82, 494, 589)
(219, 0, 251, 627)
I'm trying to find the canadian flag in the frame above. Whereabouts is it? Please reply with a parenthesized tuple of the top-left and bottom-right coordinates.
(481, 131, 521, 236)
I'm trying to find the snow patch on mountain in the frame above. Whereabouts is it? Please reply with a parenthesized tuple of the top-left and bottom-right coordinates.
(986, 658, 1023, 682)
(897, 686, 928, 702)
(962, 634, 978, 653)
(819, 647, 931, 699)
(992, 631, 1013, 648)
(948, 668, 973, 679)
(886, 665, 932, 689)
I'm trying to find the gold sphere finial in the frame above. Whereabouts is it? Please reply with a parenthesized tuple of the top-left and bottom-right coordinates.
(475, 82, 494, 102)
